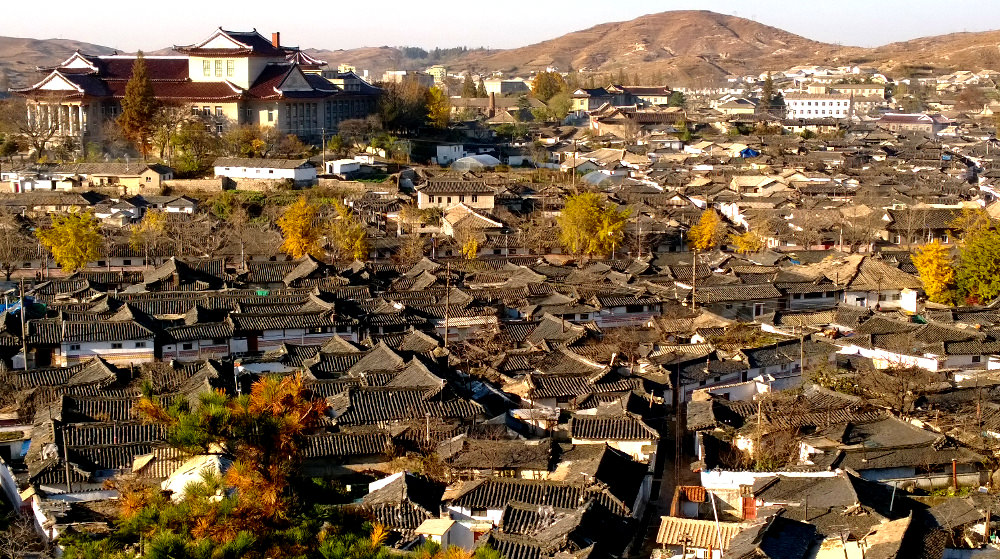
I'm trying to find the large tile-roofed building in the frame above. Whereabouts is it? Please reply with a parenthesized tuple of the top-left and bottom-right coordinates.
(12, 28, 380, 144)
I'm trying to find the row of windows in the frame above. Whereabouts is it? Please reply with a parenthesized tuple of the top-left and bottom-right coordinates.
(202, 59, 236, 78)
(794, 101, 848, 107)
(793, 110, 846, 116)
(68, 342, 146, 351)
(432, 195, 479, 204)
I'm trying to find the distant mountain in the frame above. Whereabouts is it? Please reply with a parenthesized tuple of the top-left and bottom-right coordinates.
(3, 13, 1000, 90)
(0, 36, 117, 89)
(456, 10, 842, 82)
(863, 30, 1000, 75)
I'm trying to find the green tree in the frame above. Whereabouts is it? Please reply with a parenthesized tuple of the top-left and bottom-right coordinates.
(461, 74, 477, 98)
(759, 73, 774, 115)
(118, 51, 159, 157)
(327, 134, 349, 158)
(547, 91, 573, 121)
(171, 119, 217, 175)
(557, 192, 630, 257)
(531, 71, 568, 102)
(668, 91, 686, 108)
(277, 196, 323, 258)
(36, 212, 103, 272)
(957, 226, 1000, 303)
(476, 79, 487, 98)
(426, 86, 450, 129)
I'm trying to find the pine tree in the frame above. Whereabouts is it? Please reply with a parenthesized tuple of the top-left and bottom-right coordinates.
(461, 74, 477, 98)
(118, 51, 159, 158)
(476, 79, 487, 98)
(760, 73, 774, 116)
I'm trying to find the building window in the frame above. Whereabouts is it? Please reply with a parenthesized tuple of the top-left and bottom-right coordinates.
(216, 124, 224, 134)
(267, 110, 274, 122)
(203, 106, 210, 115)
(215, 106, 223, 117)
(203, 60, 211, 77)
(135, 342, 146, 348)
(191, 107, 200, 116)
(111, 342, 123, 349)
(973, 355, 982, 363)
(215, 60, 223, 77)
(472, 195, 478, 203)
(459, 195, 465, 202)
(226, 60, 235, 77)
(182, 343, 194, 350)
(123, 259, 132, 266)
(69, 344, 81, 351)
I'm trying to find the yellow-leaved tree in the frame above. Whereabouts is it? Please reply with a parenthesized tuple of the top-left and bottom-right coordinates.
(129, 209, 168, 267)
(36, 212, 103, 272)
(730, 230, 767, 255)
(328, 200, 369, 261)
(912, 239, 957, 304)
(557, 192, 630, 257)
(688, 209, 727, 252)
(277, 196, 322, 258)
(427, 86, 450, 129)
(461, 237, 479, 259)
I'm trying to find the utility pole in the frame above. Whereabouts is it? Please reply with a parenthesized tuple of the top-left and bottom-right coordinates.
(690, 249, 698, 309)
(571, 139, 577, 192)
(62, 425, 73, 493)
(444, 262, 451, 349)
(321, 127, 327, 173)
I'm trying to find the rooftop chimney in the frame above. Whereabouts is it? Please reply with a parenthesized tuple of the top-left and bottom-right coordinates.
(271, 32, 280, 48)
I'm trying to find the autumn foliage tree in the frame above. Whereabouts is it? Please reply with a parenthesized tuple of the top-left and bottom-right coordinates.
(426, 86, 450, 129)
(118, 51, 159, 157)
(277, 197, 323, 259)
(531, 71, 568, 102)
(56, 374, 387, 558)
(35, 211, 103, 272)
(328, 201, 369, 261)
(129, 209, 168, 267)
(687, 209, 727, 252)
(557, 192, 630, 257)
(730, 230, 767, 255)
(912, 240, 957, 304)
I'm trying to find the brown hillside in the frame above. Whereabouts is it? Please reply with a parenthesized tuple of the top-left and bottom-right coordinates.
(864, 30, 1000, 74)
(456, 10, 843, 82)
(0, 36, 117, 89)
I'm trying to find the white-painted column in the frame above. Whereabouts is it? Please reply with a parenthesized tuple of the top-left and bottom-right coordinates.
(80, 105, 86, 134)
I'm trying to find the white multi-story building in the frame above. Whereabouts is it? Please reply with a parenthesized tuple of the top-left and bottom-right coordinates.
(784, 93, 853, 119)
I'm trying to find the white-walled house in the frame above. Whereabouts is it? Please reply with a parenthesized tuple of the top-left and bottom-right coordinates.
(213, 157, 317, 183)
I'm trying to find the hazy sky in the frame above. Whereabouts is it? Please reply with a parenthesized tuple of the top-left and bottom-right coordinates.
(4, 0, 999, 52)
